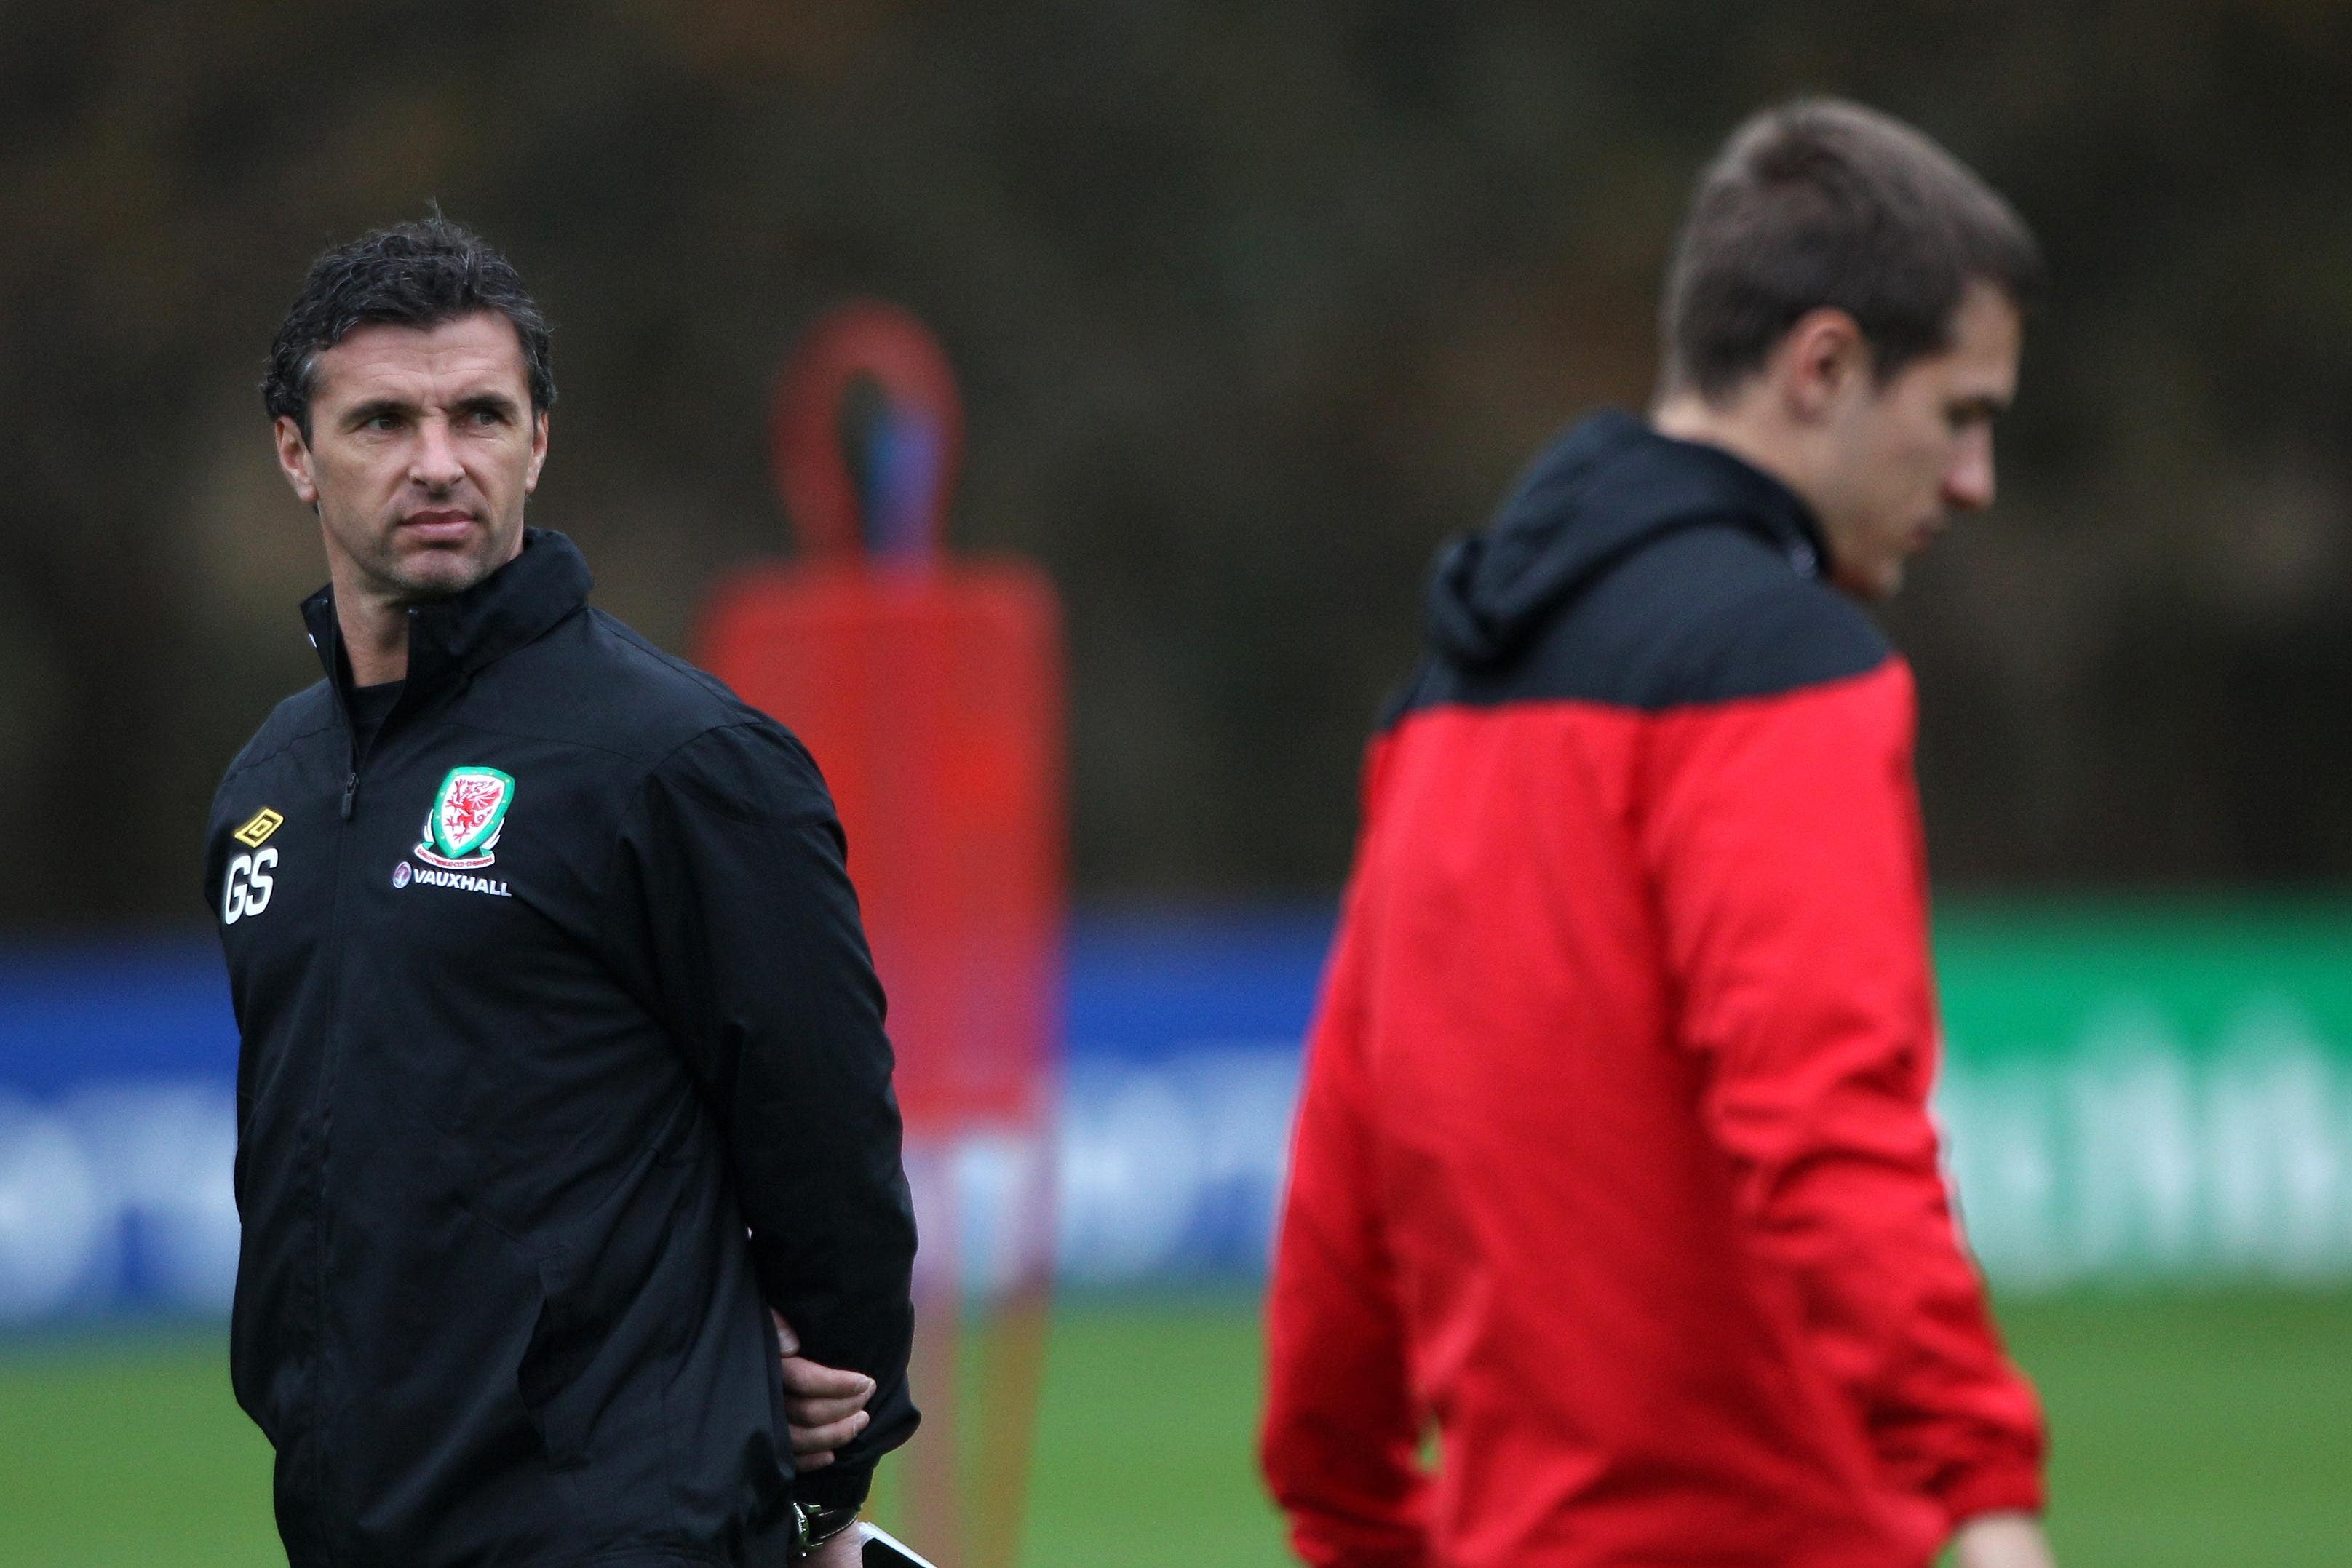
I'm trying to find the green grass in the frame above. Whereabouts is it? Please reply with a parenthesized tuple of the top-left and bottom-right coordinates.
(2003, 1292, 2352, 1565)
(1018, 1296, 1290, 1567)
(0, 1327, 278, 1568)
(1, 1292, 2346, 1567)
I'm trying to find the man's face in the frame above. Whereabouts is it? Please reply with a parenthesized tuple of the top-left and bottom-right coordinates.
(273, 311, 549, 607)
(1813, 282, 2022, 599)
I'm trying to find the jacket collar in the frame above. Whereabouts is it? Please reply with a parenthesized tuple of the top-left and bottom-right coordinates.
(300, 528, 594, 701)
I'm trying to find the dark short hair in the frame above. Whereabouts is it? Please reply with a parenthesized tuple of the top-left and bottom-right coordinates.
(263, 218, 555, 438)
(1660, 99, 2043, 402)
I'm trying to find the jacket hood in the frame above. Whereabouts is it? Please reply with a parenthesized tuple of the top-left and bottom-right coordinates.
(1424, 410, 1828, 669)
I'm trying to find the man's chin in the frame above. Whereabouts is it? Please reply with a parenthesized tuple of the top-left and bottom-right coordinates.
(384, 528, 526, 600)
(384, 546, 502, 603)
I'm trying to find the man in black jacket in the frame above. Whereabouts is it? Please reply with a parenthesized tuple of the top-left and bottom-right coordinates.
(207, 218, 915, 1567)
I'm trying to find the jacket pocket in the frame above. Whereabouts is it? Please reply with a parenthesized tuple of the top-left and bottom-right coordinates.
(517, 1264, 595, 1472)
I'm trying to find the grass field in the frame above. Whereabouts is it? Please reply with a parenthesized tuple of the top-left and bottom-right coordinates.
(2, 1291, 2347, 1567)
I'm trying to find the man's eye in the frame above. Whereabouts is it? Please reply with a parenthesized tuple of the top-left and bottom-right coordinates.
(365, 414, 400, 431)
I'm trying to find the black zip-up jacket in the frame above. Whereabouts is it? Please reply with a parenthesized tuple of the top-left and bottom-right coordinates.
(205, 530, 918, 1567)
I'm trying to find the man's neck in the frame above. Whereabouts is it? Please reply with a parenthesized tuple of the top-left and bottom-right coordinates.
(1648, 393, 1816, 506)
(335, 584, 410, 687)
(323, 530, 528, 686)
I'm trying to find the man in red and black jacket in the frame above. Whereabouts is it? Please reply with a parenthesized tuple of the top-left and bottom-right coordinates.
(1263, 101, 2054, 1568)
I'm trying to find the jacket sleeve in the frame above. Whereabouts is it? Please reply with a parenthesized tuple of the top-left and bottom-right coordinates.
(1260, 860, 1429, 1568)
(605, 719, 918, 1508)
(1640, 654, 2046, 1530)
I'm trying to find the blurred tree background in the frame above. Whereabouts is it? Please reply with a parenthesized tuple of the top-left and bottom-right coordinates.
(4, 0, 2351, 926)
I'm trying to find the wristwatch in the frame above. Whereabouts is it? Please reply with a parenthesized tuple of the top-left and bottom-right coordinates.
(790, 1500, 862, 1561)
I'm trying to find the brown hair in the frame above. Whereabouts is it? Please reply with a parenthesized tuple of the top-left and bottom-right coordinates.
(1659, 98, 2043, 402)
(266, 217, 555, 442)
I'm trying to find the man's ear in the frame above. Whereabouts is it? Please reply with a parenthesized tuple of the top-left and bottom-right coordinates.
(273, 415, 320, 509)
(1773, 307, 1869, 425)
(524, 409, 550, 496)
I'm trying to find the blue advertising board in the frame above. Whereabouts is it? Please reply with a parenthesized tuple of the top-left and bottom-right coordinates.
(7, 901, 2352, 1321)
(0, 912, 1330, 1321)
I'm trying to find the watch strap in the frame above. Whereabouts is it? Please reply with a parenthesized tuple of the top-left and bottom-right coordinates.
(791, 1500, 862, 1560)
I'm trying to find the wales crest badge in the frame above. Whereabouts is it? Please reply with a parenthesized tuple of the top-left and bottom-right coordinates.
(415, 766, 515, 870)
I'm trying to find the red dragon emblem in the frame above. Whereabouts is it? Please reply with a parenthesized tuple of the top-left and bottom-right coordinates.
(418, 765, 516, 869)
(441, 776, 502, 840)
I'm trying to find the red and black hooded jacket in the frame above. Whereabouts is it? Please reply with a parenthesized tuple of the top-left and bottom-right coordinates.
(1262, 412, 2045, 1568)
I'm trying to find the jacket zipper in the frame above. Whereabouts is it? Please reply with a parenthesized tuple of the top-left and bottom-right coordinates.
(311, 710, 368, 1564)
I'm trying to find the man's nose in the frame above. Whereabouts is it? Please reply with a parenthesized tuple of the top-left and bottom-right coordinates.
(410, 416, 465, 490)
(1944, 436, 1995, 513)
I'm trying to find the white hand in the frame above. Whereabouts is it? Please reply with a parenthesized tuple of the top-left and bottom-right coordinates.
(1950, 1511, 2056, 1568)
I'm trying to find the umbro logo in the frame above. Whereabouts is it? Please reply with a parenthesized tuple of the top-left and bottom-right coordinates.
(222, 806, 285, 924)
